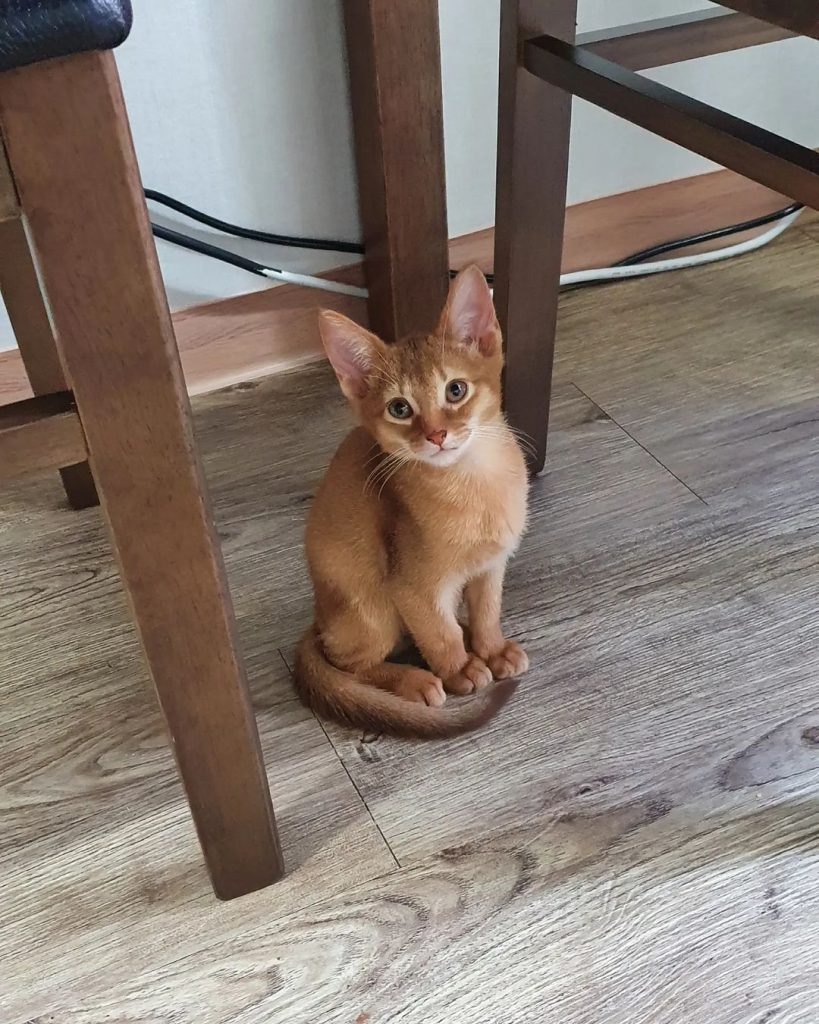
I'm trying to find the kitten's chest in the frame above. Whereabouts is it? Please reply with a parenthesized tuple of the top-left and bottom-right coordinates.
(435, 473, 528, 561)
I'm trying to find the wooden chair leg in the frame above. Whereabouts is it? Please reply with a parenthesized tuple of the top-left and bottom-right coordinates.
(494, 0, 577, 474)
(0, 52, 284, 900)
(0, 149, 98, 509)
(343, 0, 449, 340)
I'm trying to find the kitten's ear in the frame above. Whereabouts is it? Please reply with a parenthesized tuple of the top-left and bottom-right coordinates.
(439, 264, 500, 356)
(318, 311, 386, 401)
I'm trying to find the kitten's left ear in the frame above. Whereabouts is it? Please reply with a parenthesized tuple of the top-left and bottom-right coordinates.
(438, 264, 500, 356)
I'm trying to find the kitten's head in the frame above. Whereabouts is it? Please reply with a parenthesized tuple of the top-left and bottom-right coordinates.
(318, 265, 503, 467)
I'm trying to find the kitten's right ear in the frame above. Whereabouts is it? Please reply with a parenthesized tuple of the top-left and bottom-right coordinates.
(317, 311, 386, 401)
(438, 264, 499, 356)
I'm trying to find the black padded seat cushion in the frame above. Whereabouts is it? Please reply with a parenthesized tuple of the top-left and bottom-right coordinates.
(0, 0, 132, 73)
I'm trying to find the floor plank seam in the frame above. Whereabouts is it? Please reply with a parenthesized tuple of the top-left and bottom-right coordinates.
(276, 648, 403, 871)
(570, 381, 709, 506)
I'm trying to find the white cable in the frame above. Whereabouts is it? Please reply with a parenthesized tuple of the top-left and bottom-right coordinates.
(261, 267, 368, 298)
(257, 208, 800, 299)
(558, 208, 802, 288)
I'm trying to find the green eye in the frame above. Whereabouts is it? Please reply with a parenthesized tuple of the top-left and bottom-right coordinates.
(387, 397, 413, 420)
(445, 379, 468, 403)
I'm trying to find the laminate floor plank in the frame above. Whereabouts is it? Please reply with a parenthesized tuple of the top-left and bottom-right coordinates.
(556, 229, 819, 511)
(30, 784, 819, 1024)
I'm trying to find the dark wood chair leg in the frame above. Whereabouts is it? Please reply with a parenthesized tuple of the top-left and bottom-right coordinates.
(494, 0, 577, 474)
(0, 51, 284, 900)
(0, 147, 98, 509)
(343, 0, 449, 340)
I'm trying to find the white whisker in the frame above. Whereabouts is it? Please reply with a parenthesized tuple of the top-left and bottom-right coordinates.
(471, 422, 536, 459)
(377, 453, 411, 498)
(364, 450, 407, 495)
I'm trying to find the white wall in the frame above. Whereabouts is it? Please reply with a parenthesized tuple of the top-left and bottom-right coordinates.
(2, 0, 818, 350)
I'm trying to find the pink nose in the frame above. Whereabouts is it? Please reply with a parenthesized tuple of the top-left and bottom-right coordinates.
(426, 429, 447, 448)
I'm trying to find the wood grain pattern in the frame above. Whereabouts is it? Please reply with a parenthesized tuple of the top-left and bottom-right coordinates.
(0, 392, 86, 480)
(25, 797, 819, 1023)
(494, 0, 577, 473)
(0, 51, 282, 899)
(3, 171, 819, 1024)
(578, 9, 795, 70)
(0, 603, 394, 1020)
(343, 0, 449, 340)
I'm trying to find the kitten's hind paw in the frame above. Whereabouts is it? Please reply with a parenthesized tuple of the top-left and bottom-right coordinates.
(487, 640, 529, 680)
(444, 655, 493, 695)
(395, 669, 446, 707)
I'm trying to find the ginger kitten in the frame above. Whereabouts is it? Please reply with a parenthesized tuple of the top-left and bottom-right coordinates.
(294, 265, 529, 737)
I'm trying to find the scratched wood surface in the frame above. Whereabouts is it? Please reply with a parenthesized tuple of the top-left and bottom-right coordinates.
(2, 228, 819, 1022)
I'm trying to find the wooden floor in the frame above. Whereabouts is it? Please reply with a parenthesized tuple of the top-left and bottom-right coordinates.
(3, 226, 819, 1023)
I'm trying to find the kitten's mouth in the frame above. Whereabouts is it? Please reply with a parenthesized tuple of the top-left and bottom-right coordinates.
(420, 430, 473, 464)
(424, 448, 460, 466)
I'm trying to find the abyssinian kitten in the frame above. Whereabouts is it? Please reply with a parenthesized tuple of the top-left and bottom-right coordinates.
(295, 265, 529, 738)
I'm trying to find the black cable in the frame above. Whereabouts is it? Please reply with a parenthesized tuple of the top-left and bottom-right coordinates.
(613, 202, 802, 267)
(151, 223, 273, 277)
(145, 188, 365, 255)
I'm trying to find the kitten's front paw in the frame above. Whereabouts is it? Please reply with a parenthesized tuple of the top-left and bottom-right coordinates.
(487, 640, 529, 680)
(444, 654, 492, 695)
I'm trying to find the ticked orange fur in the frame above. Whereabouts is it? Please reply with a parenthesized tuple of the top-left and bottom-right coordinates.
(294, 266, 529, 737)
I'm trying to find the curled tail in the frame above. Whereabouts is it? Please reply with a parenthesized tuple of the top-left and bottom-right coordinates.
(294, 626, 515, 739)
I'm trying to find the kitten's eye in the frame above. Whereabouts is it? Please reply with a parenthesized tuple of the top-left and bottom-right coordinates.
(387, 397, 413, 420)
(445, 379, 468, 403)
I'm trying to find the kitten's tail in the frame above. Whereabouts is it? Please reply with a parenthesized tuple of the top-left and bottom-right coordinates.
(293, 626, 516, 739)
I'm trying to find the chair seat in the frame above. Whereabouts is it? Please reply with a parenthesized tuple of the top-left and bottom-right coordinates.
(0, 0, 131, 73)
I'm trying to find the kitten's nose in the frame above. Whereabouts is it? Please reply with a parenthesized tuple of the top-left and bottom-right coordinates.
(426, 428, 447, 448)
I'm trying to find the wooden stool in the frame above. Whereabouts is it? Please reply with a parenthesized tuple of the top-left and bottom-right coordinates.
(495, 1, 819, 473)
(0, 0, 283, 899)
